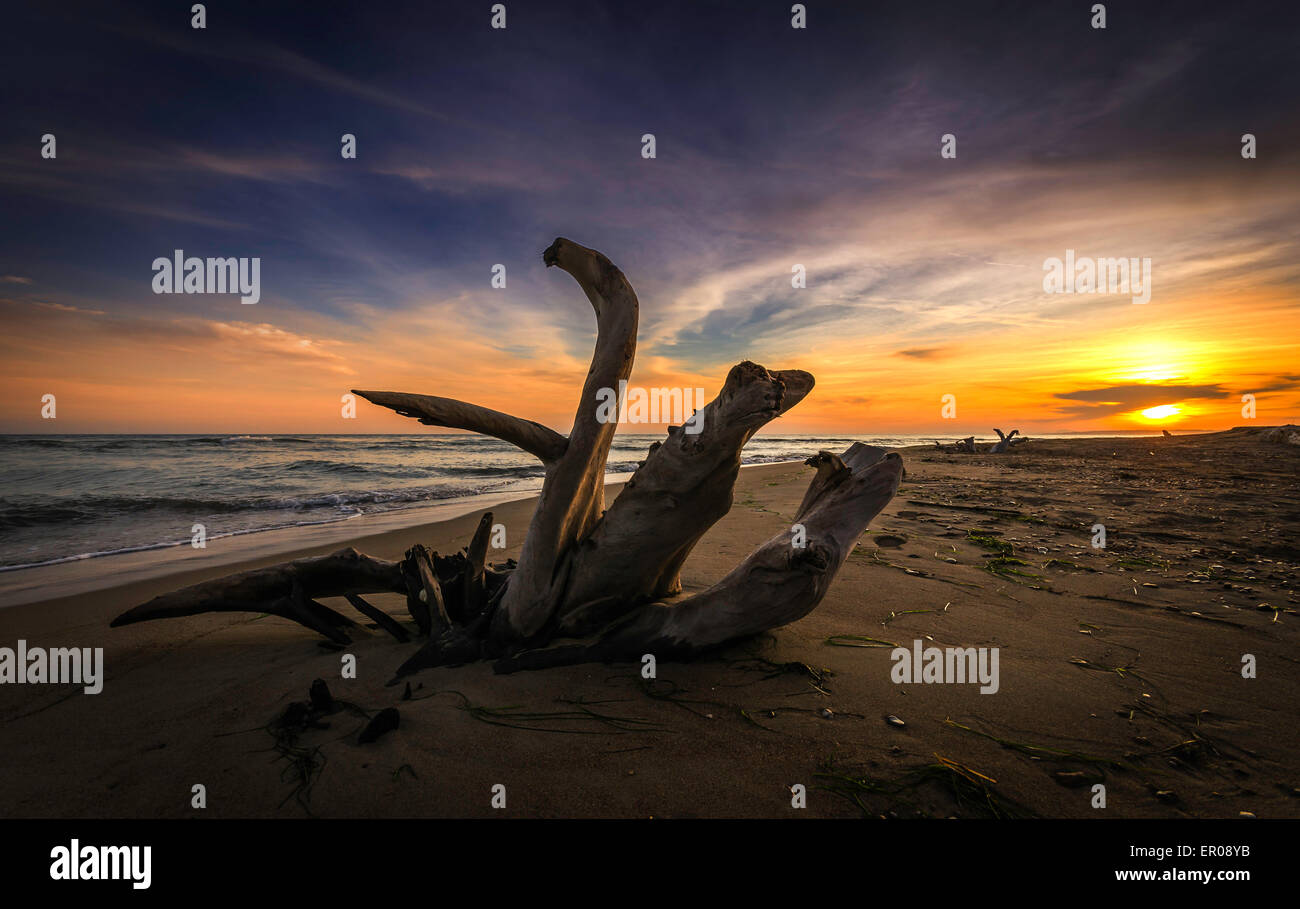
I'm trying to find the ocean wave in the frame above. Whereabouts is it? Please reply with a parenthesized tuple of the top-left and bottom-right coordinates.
(0, 435, 325, 451)
(279, 458, 391, 475)
(0, 496, 255, 528)
(0, 434, 868, 571)
(0, 479, 539, 531)
(741, 454, 811, 464)
(450, 464, 550, 479)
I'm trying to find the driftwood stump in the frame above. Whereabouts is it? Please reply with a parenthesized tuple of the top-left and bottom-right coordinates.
(990, 428, 1020, 453)
(111, 238, 904, 676)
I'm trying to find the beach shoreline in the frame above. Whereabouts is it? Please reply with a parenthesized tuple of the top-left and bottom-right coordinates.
(0, 432, 1187, 609)
(2, 429, 1297, 819)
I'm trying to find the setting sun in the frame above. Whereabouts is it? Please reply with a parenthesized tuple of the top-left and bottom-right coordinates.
(1140, 404, 1181, 420)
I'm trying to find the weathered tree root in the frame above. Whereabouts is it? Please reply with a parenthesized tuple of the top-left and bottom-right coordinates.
(110, 238, 905, 677)
(494, 443, 903, 672)
(110, 548, 409, 645)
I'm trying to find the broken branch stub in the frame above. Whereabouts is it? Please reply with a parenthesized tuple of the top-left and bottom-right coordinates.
(110, 548, 407, 640)
(555, 360, 815, 635)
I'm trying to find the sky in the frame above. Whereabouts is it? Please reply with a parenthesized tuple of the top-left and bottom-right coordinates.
(1, 0, 1298, 436)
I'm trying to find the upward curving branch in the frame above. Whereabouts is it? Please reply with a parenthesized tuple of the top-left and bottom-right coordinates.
(492, 237, 640, 641)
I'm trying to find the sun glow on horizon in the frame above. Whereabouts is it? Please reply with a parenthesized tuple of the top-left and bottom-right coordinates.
(1099, 340, 1204, 386)
(1140, 404, 1182, 420)
(1123, 366, 1185, 383)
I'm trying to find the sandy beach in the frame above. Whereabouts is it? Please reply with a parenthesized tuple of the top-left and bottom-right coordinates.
(1, 428, 1296, 819)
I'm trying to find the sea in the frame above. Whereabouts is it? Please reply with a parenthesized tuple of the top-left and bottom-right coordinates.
(0, 431, 1163, 575)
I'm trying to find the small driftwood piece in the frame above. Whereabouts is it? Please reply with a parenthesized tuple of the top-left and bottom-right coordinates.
(990, 428, 1020, 453)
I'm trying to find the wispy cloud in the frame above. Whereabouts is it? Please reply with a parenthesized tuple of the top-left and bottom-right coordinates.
(1, 0, 1297, 432)
(1052, 382, 1230, 418)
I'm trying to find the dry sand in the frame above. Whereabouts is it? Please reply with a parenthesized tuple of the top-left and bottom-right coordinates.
(1, 428, 1297, 818)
